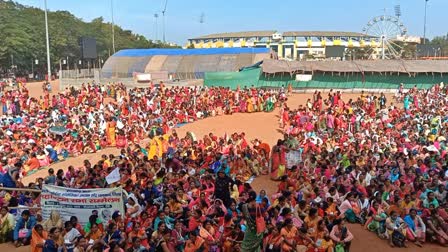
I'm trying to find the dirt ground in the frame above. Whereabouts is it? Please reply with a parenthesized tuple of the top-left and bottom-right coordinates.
(1, 82, 446, 251)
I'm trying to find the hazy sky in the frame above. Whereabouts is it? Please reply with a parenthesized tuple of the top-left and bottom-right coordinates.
(17, 0, 447, 45)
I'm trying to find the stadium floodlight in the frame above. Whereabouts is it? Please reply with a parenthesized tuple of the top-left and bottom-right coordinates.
(154, 13, 159, 41)
(394, 5, 401, 19)
(199, 12, 205, 34)
(162, 0, 168, 43)
(199, 12, 205, 24)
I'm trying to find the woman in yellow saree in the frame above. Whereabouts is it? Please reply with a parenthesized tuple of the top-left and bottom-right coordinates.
(106, 119, 116, 146)
(247, 96, 254, 113)
(147, 137, 159, 160)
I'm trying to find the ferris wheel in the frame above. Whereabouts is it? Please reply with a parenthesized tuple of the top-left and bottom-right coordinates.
(362, 15, 408, 59)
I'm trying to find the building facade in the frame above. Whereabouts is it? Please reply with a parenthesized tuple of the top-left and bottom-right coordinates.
(188, 31, 381, 60)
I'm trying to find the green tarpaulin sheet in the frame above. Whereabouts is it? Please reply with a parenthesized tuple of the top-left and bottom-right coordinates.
(205, 70, 447, 90)
(204, 68, 261, 89)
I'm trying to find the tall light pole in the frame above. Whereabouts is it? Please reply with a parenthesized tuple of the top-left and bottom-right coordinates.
(162, 0, 168, 43)
(44, 0, 51, 80)
(154, 13, 159, 41)
(111, 0, 116, 54)
(423, 0, 429, 44)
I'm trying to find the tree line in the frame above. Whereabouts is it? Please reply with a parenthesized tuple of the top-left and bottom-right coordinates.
(0, 0, 178, 76)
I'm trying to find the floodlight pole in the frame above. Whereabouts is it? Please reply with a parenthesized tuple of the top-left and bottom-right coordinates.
(111, 0, 116, 54)
(44, 0, 51, 81)
(154, 14, 159, 41)
(423, 0, 428, 44)
(162, 0, 168, 43)
(162, 12, 165, 43)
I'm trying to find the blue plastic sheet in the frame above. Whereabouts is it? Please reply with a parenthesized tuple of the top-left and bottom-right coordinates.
(114, 48, 270, 57)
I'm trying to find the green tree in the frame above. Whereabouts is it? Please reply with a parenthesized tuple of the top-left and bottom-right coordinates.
(0, 0, 179, 74)
(429, 35, 448, 56)
(345, 46, 373, 60)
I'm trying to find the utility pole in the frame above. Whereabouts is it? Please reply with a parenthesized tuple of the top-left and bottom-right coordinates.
(111, 0, 116, 53)
(423, 0, 429, 44)
(44, 0, 52, 81)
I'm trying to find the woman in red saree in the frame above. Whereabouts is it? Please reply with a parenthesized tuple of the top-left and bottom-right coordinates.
(263, 226, 283, 252)
(222, 223, 244, 252)
(116, 131, 127, 149)
(239, 98, 247, 113)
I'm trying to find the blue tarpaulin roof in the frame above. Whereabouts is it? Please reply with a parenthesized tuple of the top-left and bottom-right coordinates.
(114, 48, 270, 57)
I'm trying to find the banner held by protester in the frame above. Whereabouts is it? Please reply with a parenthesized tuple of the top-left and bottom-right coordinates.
(41, 185, 124, 226)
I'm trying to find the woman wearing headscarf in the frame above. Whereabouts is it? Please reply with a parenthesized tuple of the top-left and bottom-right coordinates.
(214, 170, 233, 208)
(43, 210, 63, 231)
(31, 224, 47, 252)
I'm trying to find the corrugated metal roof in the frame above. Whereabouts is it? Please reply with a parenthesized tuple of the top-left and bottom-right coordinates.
(190, 31, 277, 40)
(282, 31, 377, 38)
(113, 48, 271, 57)
(190, 31, 378, 40)
(102, 50, 272, 79)
(262, 59, 448, 74)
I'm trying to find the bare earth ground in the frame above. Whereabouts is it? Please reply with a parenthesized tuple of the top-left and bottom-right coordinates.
(1, 81, 446, 251)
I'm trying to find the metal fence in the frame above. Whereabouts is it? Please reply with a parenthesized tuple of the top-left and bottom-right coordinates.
(58, 69, 202, 90)
(59, 69, 101, 90)
(60, 69, 96, 79)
